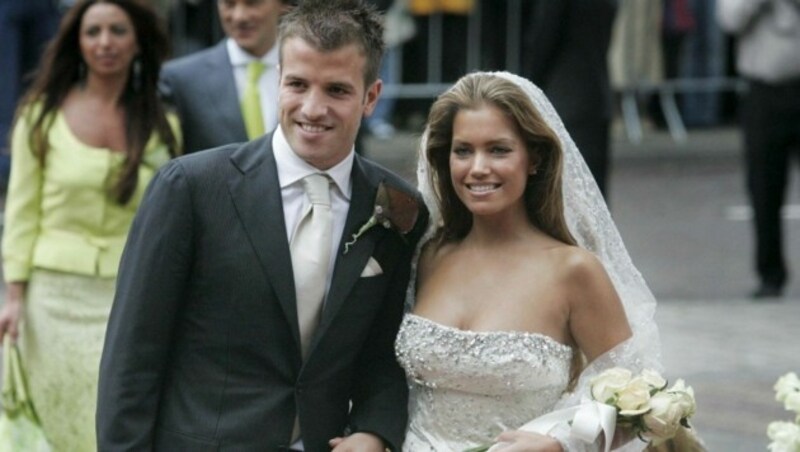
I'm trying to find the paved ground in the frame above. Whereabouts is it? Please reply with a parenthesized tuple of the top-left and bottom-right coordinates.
(1, 124, 798, 450)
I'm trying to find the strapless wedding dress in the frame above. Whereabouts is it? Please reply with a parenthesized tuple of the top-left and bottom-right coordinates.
(395, 314, 574, 451)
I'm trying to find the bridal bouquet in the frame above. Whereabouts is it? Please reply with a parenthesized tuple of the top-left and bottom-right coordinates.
(464, 368, 696, 452)
(767, 372, 800, 452)
(590, 368, 696, 445)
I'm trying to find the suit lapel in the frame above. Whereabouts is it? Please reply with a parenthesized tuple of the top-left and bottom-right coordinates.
(312, 156, 383, 349)
(207, 43, 247, 140)
(227, 135, 301, 350)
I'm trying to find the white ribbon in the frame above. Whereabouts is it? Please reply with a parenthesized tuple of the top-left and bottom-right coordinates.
(488, 399, 617, 452)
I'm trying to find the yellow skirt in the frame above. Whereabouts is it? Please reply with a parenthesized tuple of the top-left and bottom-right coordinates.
(19, 269, 115, 452)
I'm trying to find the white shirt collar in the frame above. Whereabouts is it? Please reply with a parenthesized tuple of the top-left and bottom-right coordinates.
(272, 126, 354, 200)
(226, 38, 279, 68)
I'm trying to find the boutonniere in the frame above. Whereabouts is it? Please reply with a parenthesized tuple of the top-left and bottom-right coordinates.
(343, 182, 420, 254)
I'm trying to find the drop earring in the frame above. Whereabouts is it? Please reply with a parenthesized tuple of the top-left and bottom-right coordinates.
(78, 60, 87, 87)
(132, 57, 142, 92)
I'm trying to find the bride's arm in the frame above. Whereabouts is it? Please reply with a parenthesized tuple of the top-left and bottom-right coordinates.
(541, 250, 639, 451)
(566, 250, 632, 363)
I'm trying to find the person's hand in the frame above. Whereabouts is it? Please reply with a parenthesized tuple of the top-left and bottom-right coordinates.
(0, 282, 27, 341)
(328, 432, 387, 451)
(490, 430, 563, 452)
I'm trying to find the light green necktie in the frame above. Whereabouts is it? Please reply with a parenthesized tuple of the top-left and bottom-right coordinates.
(241, 61, 266, 139)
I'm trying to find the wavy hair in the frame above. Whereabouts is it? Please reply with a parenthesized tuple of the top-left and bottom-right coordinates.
(16, 0, 177, 204)
(424, 72, 576, 247)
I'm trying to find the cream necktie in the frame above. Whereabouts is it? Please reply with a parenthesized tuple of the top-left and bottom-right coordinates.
(291, 173, 333, 359)
(241, 61, 265, 139)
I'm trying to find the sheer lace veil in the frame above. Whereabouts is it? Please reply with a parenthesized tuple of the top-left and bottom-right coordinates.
(410, 71, 662, 406)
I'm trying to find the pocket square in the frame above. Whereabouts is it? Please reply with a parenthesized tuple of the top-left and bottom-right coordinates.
(360, 257, 383, 277)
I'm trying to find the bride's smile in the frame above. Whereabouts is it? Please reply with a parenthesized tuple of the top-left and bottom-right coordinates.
(449, 104, 537, 217)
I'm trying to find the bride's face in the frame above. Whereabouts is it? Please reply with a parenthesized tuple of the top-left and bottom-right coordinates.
(448, 104, 536, 218)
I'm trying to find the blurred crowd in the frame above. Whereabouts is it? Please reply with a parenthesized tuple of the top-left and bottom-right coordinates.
(0, 0, 797, 449)
(1, 0, 743, 191)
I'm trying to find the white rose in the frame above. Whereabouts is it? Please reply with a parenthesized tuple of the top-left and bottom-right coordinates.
(640, 369, 667, 390)
(775, 372, 800, 404)
(591, 368, 633, 404)
(642, 392, 683, 441)
(617, 376, 653, 416)
(767, 421, 800, 452)
(784, 392, 800, 414)
(668, 379, 697, 418)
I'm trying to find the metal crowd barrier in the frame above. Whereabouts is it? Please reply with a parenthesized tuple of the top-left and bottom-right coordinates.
(166, 0, 743, 144)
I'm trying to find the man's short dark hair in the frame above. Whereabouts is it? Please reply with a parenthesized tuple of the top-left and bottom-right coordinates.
(278, 0, 385, 87)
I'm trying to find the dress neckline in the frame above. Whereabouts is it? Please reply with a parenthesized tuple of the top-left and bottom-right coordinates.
(404, 313, 573, 352)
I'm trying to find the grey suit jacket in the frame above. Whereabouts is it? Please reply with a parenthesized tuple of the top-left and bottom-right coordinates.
(97, 134, 428, 451)
(160, 41, 249, 154)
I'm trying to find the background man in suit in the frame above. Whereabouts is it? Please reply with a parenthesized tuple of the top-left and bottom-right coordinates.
(97, 0, 427, 450)
(522, 0, 618, 199)
(160, 0, 292, 153)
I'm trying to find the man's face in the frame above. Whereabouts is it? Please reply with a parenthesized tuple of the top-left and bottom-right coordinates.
(217, 0, 286, 57)
(278, 37, 381, 170)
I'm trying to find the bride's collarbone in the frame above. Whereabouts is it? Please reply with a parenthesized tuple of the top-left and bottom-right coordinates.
(415, 273, 570, 337)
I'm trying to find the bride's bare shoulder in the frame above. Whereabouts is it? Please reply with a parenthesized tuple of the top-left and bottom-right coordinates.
(417, 240, 457, 284)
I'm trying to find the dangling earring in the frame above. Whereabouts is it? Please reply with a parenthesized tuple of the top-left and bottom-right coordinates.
(132, 57, 142, 92)
(527, 167, 538, 184)
(78, 60, 87, 87)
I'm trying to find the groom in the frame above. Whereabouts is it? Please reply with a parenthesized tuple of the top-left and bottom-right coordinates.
(96, 1, 427, 450)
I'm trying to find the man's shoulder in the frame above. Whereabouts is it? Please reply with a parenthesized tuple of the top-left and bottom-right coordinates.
(167, 142, 244, 176)
(162, 42, 227, 76)
(357, 155, 417, 197)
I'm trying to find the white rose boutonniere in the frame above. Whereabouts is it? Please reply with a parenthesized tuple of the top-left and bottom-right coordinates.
(343, 182, 420, 254)
(768, 372, 800, 452)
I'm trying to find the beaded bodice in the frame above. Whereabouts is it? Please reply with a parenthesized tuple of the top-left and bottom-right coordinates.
(395, 314, 574, 450)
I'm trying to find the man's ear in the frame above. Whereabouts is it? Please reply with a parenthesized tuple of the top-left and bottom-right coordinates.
(362, 79, 383, 117)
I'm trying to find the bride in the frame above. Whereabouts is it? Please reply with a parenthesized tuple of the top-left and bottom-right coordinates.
(395, 72, 661, 451)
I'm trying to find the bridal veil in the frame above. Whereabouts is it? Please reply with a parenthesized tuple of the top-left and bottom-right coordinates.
(409, 71, 663, 451)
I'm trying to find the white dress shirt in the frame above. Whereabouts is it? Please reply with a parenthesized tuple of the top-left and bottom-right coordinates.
(272, 126, 354, 298)
(227, 39, 280, 133)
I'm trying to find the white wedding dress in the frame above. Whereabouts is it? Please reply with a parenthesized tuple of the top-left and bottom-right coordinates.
(396, 314, 574, 451)
(397, 71, 662, 452)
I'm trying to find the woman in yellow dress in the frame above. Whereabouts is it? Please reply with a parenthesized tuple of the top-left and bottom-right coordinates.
(0, 1, 180, 450)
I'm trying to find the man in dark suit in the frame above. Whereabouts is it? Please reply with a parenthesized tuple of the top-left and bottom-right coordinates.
(159, 0, 292, 153)
(96, 1, 427, 450)
(523, 0, 618, 198)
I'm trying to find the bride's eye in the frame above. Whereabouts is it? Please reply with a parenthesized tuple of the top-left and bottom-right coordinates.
(451, 146, 471, 157)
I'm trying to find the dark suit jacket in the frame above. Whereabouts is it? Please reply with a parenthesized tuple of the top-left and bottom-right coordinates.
(523, 0, 618, 124)
(97, 133, 427, 451)
(523, 0, 618, 193)
(159, 41, 250, 154)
